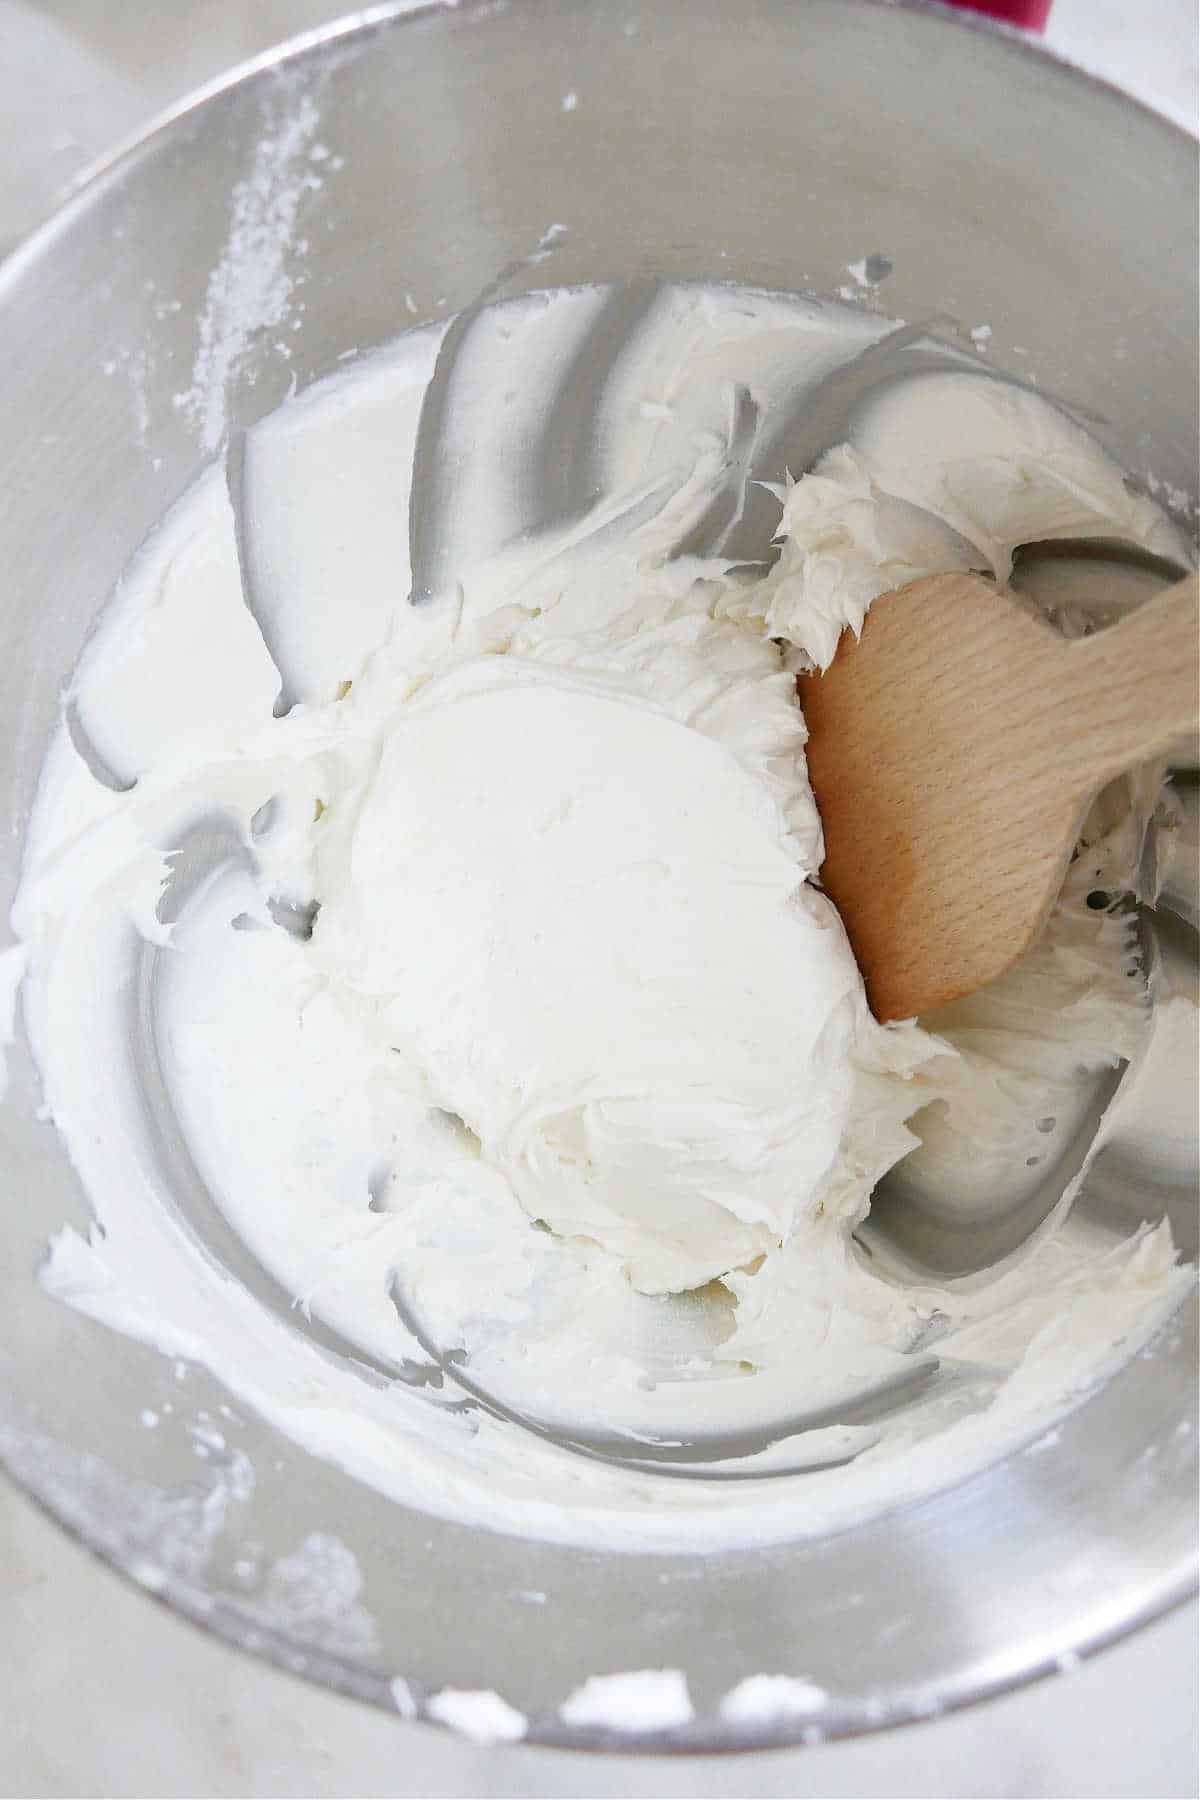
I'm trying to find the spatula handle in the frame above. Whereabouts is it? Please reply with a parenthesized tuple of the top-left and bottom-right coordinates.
(1062, 575, 1199, 783)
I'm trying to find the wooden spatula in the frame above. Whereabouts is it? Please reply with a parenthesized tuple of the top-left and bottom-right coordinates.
(796, 571, 1200, 1023)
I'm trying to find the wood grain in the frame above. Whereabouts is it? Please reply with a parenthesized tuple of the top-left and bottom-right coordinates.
(796, 572, 1200, 1022)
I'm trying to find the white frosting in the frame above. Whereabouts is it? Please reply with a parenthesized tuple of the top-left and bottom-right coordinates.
(12, 282, 1195, 1554)
(309, 653, 867, 1296)
(558, 1669, 694, 1732)
(425, 1688, 527, 1744)
(239, 324, 447, 707)
(719, 1673, 827, 1723)
(749, 374, 1189, 671)
(68, 467, 279, 785)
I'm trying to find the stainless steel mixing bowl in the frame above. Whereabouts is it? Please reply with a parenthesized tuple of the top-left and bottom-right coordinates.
(0, 0, 1196, 1752)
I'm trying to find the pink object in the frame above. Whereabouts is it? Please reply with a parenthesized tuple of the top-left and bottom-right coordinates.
(944, 0, 1053, 30)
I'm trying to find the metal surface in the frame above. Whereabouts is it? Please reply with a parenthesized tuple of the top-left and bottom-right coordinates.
(0, 0, 1195, 1753)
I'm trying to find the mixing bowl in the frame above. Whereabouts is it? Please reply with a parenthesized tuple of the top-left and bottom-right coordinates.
(0, 0, 1196, 1752)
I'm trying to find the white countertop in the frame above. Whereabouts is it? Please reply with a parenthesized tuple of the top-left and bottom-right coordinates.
(0, 3, 1196, 1794)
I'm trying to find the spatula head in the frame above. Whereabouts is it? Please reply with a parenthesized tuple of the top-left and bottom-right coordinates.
(796, 571, 1199, 1022)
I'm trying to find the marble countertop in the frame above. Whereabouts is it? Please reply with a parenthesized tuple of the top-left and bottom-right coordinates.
(0, 2, 1196, 1794)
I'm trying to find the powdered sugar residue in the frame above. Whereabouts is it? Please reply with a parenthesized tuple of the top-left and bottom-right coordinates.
(390, 1675, 418, 1717)
(258, 1531, 379, 1657)
(0, 944, 28, 1101)
(176, 83, 323, 453)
